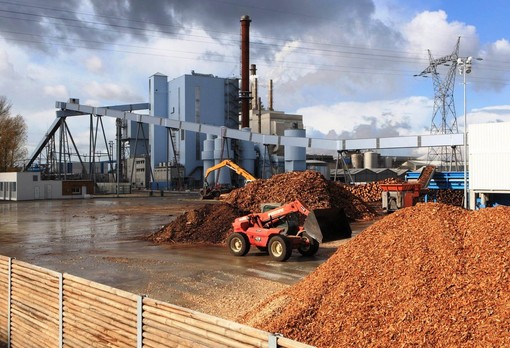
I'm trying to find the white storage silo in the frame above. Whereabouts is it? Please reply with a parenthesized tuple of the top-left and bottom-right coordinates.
(364, 151, 379, 169)
(351, 153, 363, 169)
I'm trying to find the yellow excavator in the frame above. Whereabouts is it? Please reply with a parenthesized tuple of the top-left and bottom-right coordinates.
(200, 159, 257, 199)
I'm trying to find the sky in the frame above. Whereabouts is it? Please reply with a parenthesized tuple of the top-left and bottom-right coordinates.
(0, 0, 509, 158)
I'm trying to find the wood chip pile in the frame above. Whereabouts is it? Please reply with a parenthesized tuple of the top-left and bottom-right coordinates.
(242, 203, 510, 347)
(148, 170, 377, 244)
(425, 189, 464, 207)
(146, 204, 242, 244)
(342, 178, 401, 203)
(225, 170, 377, 221)
(417, 165, 436, 186)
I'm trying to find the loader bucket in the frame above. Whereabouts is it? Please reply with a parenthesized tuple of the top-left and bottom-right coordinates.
(304, 207, 352, 243)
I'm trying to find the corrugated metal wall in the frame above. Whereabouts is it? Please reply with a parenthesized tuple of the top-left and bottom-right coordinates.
(469, 122, 510, 191)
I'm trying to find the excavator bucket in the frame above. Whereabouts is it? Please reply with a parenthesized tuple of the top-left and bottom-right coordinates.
(304, 208, 352, 243)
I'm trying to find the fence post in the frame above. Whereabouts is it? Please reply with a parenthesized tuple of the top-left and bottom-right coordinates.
(137, 295, 144, 348)
(58, 273, 63, 348)
(7, 257, 12, 348)
(268, 333, 282, 348)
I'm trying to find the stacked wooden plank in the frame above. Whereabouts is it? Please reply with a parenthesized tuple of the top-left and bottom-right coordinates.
(62, 274, 139, 347)
(9, 260, 60, 348)
(143, 298, 267, 347)
(0, 259, 314, 348)
(0, 256, 8, 344)
(245, 203, 510, 347)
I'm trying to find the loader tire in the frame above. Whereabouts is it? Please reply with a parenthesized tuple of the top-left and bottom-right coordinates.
(268, 235, 292, 262)
(227, 233, 250, 256)
(298, 232, 320, 257)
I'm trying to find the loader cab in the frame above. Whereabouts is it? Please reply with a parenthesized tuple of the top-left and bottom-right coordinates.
(260, 203, 300, 235)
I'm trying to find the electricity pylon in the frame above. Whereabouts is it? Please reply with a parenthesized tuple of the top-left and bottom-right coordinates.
(415, 37, 461, 171)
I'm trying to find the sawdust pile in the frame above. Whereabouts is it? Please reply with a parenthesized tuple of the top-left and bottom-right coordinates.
(149, 170, 376, 244)
(242, 203, 510, 347)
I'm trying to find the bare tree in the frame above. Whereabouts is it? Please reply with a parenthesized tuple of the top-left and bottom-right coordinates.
(0, 97, 28, 172)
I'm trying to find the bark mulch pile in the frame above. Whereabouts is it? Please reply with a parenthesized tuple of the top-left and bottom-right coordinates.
(241, 203, 510, 347)
(148, 170, 377, 244)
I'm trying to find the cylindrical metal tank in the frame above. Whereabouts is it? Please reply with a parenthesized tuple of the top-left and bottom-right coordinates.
(239, 128, 257, 184)
(284, 128, 306, 172)
(364, 151, 379, 169)
(201, 135, 215, 185)
(384, 156, 393, 168)
(255, 144, 273, 179)
(213, 137, 232, 185)
(351, 153, 363, 169)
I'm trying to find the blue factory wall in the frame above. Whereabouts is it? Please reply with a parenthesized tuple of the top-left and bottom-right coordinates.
(148, 72, 239, 182)
(149, 73, 169, 169)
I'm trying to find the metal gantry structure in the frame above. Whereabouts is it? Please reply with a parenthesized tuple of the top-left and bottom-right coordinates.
(23, 100, 465, 191)
(415, 37, 462, 171)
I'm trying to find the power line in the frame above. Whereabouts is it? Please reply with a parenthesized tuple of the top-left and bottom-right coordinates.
(1, 1, 510, 84)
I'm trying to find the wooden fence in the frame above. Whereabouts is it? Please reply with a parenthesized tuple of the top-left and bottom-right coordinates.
(0, 256, 313, 348)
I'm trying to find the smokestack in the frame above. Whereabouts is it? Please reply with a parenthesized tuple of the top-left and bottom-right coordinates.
(268, 79, 273, 111)
(240, 15, 251, 128)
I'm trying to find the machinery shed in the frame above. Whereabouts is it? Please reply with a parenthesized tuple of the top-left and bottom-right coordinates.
(469, 121, 510, 207)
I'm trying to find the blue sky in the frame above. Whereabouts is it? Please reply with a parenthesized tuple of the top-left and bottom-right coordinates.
(0, 0, 509, 156)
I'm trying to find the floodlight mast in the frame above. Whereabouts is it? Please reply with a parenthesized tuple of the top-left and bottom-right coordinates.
(415, 37, 462, 171)
(457, 56, 483, 209)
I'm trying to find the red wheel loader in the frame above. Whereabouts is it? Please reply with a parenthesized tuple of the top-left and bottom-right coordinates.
(228, 200, 352, 261)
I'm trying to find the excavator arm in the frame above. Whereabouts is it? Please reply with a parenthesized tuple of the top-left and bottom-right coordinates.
(201, 160, 256, 199)
(204, 159, 256, 183)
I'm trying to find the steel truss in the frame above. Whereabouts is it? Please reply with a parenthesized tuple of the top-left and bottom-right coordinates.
(416, 37, 462, 171)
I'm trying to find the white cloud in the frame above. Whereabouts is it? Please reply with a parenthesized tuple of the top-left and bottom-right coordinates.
(85, 56, 103, 73)
(299, 96, 432, 137)
(403, 10, 479, 58)
(0, 46, 14, 75)
(468, 105, 510, 126)
(43, 85, 69, 99)
(83, 81, 142, 102)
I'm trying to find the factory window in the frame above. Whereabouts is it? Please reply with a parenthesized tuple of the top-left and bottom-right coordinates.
(0, 182, 3, 191)
(72, 186, 81, 194)
(181, 129, 185, 141)
(33, 175, 38, 181)
(11, 182, 16, 192)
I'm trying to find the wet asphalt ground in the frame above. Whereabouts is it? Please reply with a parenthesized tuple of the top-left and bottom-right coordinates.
(0, 193, 369, 315)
